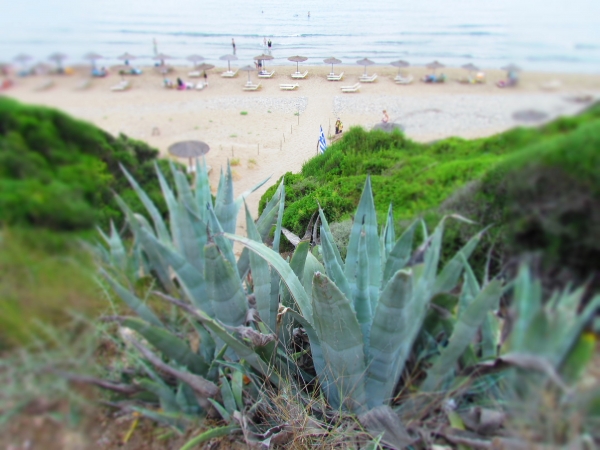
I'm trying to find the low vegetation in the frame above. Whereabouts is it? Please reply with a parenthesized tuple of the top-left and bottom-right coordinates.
(0, 97, 180, 231)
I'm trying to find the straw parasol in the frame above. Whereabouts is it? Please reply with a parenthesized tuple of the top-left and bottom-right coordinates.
(357, 58, 375, 75)
(187, 55, 205, 67)
(426, 61, 445, 74)
(195, 63, 215, 72)
(118, 52, 136, 65)
(83, 52, 103, 68)
(220, 54, 238, 72)
(461, 63, 479, 72)
(501, 63, 521, 72)
(254, 54, 274, 71)
(240, 64, 257, 85)
(168, 140, 210, 171)
(288, 55, 308, 73)
(153, 53, 172, 66)
(324, 57, 341, 74)
(391, 60, 409, 76)
(48, 52, 67, 72)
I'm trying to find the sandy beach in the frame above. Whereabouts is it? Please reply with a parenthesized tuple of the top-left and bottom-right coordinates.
(3, 64, 600, 238)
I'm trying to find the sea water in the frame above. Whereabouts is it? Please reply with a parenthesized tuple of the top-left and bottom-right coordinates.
(0, 0, 598, 73)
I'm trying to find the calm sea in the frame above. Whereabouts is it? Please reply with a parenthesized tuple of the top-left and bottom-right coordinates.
(1, 0, 599, 73)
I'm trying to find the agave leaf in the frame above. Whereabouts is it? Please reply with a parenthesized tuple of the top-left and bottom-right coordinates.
(555, 295, 600, 368)
(481, 311, 501, 360)
(231, 369, 244, 411)
(344, 176, 381, 312)
(207, 204, 237, 272)
(100, 269, 163, 327)
(138, 379, 180, 413)
(138, 225, 212, 314)
(354, 225, 372, 350)
(303, 252, 324, 299)
(432, 226, 490, 296)
(224, 233, 313, 327)
(457, 255, 481, 316)
(193, 309, 282, 388)
(114, 196, 177, 294)
(120, 164, 171, 243)
(318, 207, 344, 269)
(171, 164, 199, 217)
(365, 269, 413, 409)
(320, 222, 352, 301)
(179, 425, 241, 450)
(98, 221, 128, 273)
(123, 317, 210, 376)
(237, 193, 280, 278)
(312, 272, 367, 413)
(219, 368, 237, 414)
(194, 157, 212, 222)
(204, 242, 248, 328)
(214, 162, 238, 234)
(382, 220, 419, 284)
(244, 203, 275, 331)
(421, 279, 502, 392)
(507, 266, 542, 354)
(130, 406, 188, 433)
(176, 382, 200, 415)
(190, 321, 216, 372)
(380, 204, 396, 265)
(208, 398, 231, 423)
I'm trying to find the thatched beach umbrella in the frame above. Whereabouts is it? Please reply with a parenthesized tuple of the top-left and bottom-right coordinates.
(195, 63, 215, 72)
(118, 52, 136, 65)
(168, 140, 210, 171)
(391, 60, 409, 76)
(153, 53, 172, 66)
(461, 63, 479, 72)
(426, 60, 445, 74)
(254, 53, 274, 71)
(220, 54, 238, 72)
(48, 52, 67, 72)
(501, 63, 521, 72)
(83, 52, 103, 69)
(240, 64, 257, 84)
(288, 55, 308, 73)
(187, 55, 205, 67)
(357, 58, 375, 76)
(324, 57, 341, 75)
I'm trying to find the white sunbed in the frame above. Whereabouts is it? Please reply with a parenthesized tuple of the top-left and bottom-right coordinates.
(341, 82, 361, 93)
(196, 81, 207, 90)
(395, 75, 414, 85)
(360, 74, 378, 83)
(111, 80, 131, 91)
(327, 72, 344, 81)
(221, 70, 239, 78)
(280, 83, 299, 90)
(290, 71, 308, 79)
(257, 70, 275, 78)
(188, 71, 201, 77)
(34, 79, 54, 91)
(243, 83, 262, 91)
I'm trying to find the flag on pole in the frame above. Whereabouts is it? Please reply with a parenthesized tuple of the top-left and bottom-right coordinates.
(318, 126, 327, 154)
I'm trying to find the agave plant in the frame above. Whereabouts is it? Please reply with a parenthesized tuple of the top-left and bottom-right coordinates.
(225, 176, 505, 413)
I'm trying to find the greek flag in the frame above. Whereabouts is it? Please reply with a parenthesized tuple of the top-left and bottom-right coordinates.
(318, 126, 327, 154)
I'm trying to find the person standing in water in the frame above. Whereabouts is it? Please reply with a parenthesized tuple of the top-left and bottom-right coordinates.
(268, 39, 272, 49)
(232, 38, 236, 54)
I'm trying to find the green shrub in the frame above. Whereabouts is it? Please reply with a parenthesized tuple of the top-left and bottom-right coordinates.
(0, 98, 182, 231)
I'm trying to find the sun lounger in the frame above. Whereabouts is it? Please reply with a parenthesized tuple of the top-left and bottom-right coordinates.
(327, 72, 344, 81)
(360, 74, 378, 83)
(290, 71, 308, 79)
(540, 79, 562, 91)
(34, 79, 54, 91)
(111, 80, 131, 91)
(74, 78, 92, 90)
(280, 83, 299, 90)
(221, 70, 239, 78)
(243, 83, 262, 91)
(341, 82, 361, 93)
(257, 70, 275, 78)
(196, 81, 207, 90)
(394, 75, 414, 85)
(189, 71, 201, 77)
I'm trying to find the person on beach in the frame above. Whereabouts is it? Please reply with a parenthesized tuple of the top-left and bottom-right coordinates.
(264, 37, 267, 47)
(335, 118, 343, 134)
(268, 39, 272, 49)
(382, 110, 389, 123)
(232, 38, 236, 54)
(203, 70, 208, 85)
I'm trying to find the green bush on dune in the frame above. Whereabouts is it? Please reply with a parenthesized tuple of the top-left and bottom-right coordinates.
(0, 97, 179, 231)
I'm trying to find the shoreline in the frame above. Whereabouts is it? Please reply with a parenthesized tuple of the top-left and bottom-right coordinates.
(3, 64, 599, 243)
